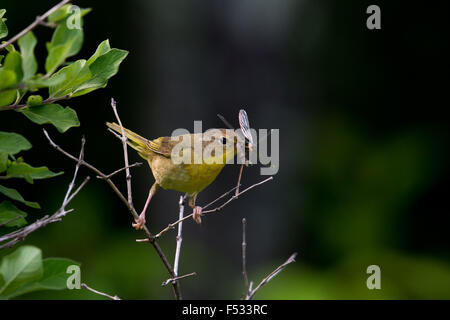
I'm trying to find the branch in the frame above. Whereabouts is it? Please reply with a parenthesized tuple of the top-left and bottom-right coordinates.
(0, 94, 72, 112)
(97, 162, 142, 180)
(81, 283, 121, 300)
(42, 116, 182, 299)
(0, 136, 89, 250)
(241, 218, 249, 297)
(245, 252, 297, 300)
(161, 272, 197, 287)
(0, 0, 72, 51)
(155, 176, 273, 239)
(235, 164, 245, 197)
(110, 98, 135, 212)
(173, 195, 185, 278)
(108, 98, 182, 299)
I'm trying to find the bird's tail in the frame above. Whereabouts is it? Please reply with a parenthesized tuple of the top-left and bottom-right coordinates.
(106, 122, 151, 157)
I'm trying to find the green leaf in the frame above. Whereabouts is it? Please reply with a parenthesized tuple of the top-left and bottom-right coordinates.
(0, 9, 7, 40)
(18, 31, 37, 80)
(7, 258, 80, 298)
(45, 20, 83, 74)
(0, 201, 27, 227)
(86, 39, 111, 66)
(0, 51, 23, 107)
(0, 184, 40, 208)
(48, 59, 91, 98)
(48, 4, 72, 23)
(0, 131, 31, 154)
(24, 74, 66, 91)
(26, 94, 43, 106)
(5, 161, 63, 184)
(73, 48, 128, 97)
(22, 104, 80, 133)
(0, 51, 23, 89)
(0, 89, 17, 107)
(48, 5, 91, 23)
(0, 246, 43, 298)
(0, 152, 7, 172)
(0, 69, 17, 89)
(4, 44, 15, 53)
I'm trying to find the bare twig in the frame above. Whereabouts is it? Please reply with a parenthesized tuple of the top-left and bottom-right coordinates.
(97, 162, 142, 180)
(202, 184, 240, 210)
(81, 283, 121, 300)
(109, 98, 182, 299)
(155, 176, 273, 239)
(235, 164, 245, 197)
(43, 117, 182, 300)
(241, 218, 249, 297)
(173, 195, 186, 278)
(161, 272, 197, 287)
(245, 252, 297, 300)
(110, 98, 134, 212)
(38, 20, 57, 28)
(0, 137, 89, 250)
(62, 136, 85, 205)
(0, 0, 71, 51)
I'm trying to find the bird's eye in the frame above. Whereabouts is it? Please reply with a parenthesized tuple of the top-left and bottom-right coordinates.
(220, 137, 227, 145)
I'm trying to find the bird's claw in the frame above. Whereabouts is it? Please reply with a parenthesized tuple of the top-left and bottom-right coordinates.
(192, 206, 202, 224)
(132, 214, 146, 230)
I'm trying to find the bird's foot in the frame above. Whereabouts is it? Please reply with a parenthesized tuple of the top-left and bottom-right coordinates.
(132, 212, 146, 230)
(192, 206, 202, 224)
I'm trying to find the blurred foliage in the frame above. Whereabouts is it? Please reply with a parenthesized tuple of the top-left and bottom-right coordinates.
(255, 251, 450, 299)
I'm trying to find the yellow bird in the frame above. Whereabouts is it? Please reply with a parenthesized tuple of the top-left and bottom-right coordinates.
(106, 112, 253, 229)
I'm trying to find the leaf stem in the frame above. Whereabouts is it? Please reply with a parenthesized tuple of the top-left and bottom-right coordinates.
(0, 0, 72, 51)
(0, 94, 72, 112)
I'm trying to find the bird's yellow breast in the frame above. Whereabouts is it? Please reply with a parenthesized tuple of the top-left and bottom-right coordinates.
(148, 155, 227, 195)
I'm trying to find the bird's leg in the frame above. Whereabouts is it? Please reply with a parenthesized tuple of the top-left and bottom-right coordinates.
(189, 194, 202, 224)
(133, 182, 159, 230)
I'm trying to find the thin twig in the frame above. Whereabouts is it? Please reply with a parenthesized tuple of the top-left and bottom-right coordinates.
(235, 164, 245, 197)
(0, 0, 71, 51)
(97, 162, 142, 180)
(173, 195, 186, 278)
(0, 215, 23, 228)
(161, 272, 197, 287)
(245, 252, 297, 300)
(43, 121, 181, 299)
(110, 98, 134, 212)
(62, 136, 85, 205)
(0, 178, 89, 249)
(0, 94, 72, 112)
(0, 136, 89, 249)
(202, 184, 240, 210)
(38, 20, 57, 28)
(155, 177, 273, 239)
(241, 218, 249, 297)
(81, 283, 121, 300)
(109, 98, 182, 299)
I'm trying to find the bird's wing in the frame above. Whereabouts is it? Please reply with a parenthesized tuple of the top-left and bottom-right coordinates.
(147, 136, 181, 157)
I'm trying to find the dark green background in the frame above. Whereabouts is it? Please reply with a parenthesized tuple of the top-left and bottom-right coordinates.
(1, 0, 449, 299)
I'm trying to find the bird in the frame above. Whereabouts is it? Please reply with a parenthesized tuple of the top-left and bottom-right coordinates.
(106, 111, 253, 230)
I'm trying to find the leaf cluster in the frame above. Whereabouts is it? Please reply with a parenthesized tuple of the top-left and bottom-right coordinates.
(0, 4, 128, 299)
